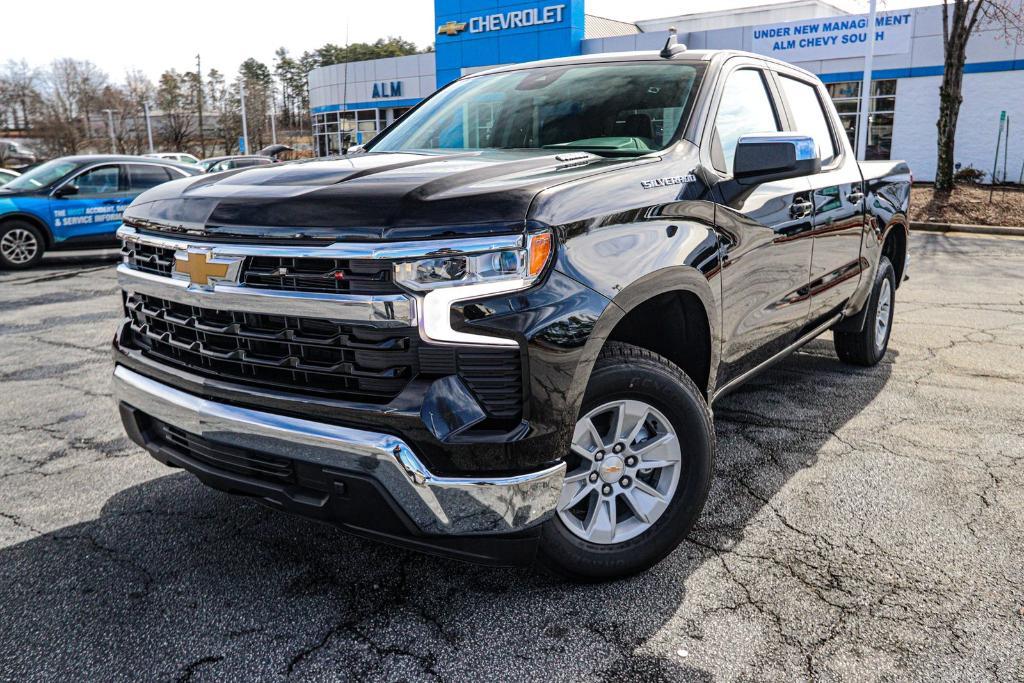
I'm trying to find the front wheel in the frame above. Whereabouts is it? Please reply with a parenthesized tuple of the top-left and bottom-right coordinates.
(537, 342, 715, 581)
(0, 220, 45, 270)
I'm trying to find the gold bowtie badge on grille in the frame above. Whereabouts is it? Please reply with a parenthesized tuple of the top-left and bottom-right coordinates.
(174, 249, 240, 286)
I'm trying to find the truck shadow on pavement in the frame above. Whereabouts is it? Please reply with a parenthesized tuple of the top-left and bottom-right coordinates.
(0, 338, 892, 681)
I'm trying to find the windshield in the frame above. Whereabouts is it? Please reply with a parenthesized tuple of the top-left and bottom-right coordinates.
(370, 62, 705, 156)
(3, 159, 78, 191)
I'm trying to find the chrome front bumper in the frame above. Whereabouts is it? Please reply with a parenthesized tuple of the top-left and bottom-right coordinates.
(113, 366, 564, 536)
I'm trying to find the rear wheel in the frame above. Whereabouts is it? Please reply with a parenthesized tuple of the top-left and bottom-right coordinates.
(834, 256, 895, 366)
(538, 342, 714, 581)
(0, 220, 45, 270)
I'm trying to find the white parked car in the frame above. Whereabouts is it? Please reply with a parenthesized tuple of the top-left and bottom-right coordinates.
(144, 152, 200, 165)
(0, 168, 20, 187)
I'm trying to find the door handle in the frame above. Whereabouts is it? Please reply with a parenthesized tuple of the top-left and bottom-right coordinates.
(790, 199, 813, 218)
(847, 190, 865, 204)
(102, 199, 120, 205)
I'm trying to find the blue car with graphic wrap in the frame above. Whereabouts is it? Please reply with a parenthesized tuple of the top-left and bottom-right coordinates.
(0, 155, 201, 269)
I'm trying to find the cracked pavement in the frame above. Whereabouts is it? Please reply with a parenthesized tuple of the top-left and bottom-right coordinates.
(0, 234, 1022, 681)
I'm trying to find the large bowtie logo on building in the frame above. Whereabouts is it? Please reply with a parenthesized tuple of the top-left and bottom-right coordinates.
(437, 20, 468, 36)
(174, 249, 242, 287)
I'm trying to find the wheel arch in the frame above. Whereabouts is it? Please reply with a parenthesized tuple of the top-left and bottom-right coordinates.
(881, 217, 908, 287)
(571, 266, 721, 411)
(0, 212, 54, 248)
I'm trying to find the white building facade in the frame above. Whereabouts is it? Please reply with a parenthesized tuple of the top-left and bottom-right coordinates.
(307, 0, 1024, 181)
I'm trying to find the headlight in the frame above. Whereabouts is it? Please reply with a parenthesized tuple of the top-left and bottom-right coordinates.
(394, 231, 553, 292)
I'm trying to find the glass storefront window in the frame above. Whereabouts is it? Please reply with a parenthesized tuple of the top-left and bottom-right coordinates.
(312, 109, 381, 156)
(826, 79, 897, 160)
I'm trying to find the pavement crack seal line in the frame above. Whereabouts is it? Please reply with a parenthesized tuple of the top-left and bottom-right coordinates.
(8, 264, 114, 286)
(174, 654, 225, 683)
(0, 510, 43, 535)
(49, 530, 156, 599)
(282, 555, 445, 680)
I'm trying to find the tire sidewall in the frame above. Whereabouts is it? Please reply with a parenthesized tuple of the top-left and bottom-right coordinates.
(539, 350, 714, 580)
(0, 221, 45, 270)
(867, 256, 896, 363)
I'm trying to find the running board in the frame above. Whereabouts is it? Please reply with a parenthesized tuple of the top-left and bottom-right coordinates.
(712, 313, 843, 403)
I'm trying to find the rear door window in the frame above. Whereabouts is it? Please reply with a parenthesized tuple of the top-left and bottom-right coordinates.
(127, 164, 174, 191)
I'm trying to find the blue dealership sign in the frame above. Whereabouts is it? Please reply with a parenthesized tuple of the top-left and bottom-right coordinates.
(433, 0, 586, 88)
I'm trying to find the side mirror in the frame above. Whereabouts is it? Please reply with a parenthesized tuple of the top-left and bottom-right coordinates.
(54, 184, 79, 198)
(346, 144, 365, 154)
(733, 134, 820, 185)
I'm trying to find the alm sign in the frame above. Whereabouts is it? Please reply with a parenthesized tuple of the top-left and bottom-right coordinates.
(750, 11, 913, 61)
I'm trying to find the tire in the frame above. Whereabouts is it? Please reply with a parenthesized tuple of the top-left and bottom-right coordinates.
(537, 342, 715, 581)
(0, 220, 45, 270)
(834, 256, 896, 367)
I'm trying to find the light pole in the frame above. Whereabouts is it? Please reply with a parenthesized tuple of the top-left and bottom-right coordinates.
(143, 102, 155, 153)
(268, 93, 278, 145)
(101, 109, 118, 153)
(856, 0, 878, 161)
(196, 54, 206, 158)
(239, 80, 249, 154)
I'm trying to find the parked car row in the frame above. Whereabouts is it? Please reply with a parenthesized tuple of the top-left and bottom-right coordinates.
(0, 146, 299, 268)
(0, 168, 20, 187)
(0, 155, 204, 268)
(0, 140, 37, 169)
(143, 152, 200, 165)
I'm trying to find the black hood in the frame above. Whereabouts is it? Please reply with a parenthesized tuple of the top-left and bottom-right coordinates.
(124, 150, 650, 242)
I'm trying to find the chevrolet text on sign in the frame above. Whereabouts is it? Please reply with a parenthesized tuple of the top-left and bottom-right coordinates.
(750, 11, 913, 61)
(469, 4, 565, 34)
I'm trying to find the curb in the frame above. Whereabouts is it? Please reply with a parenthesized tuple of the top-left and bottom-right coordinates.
(910, 221, 1024, 237)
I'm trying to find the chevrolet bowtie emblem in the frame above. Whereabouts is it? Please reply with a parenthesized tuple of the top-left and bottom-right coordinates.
(174, 249, 238, 287)
(437, 20, 468, 36)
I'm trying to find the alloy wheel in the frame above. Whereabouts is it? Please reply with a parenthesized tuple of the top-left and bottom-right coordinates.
(1, 228, 39, 265)
(875, 278, 892, 354)
(557, 399, 682, 544)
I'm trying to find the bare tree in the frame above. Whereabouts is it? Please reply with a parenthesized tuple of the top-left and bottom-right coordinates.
(207, 68, 242, 155)
(936, 0, 1024, 191)
(238, 59, 273, 151)
(0, 60, 40, 132)
(34, 59, 109, 155)
(121, 70, 155, 153)
(156, 70, 196, 152)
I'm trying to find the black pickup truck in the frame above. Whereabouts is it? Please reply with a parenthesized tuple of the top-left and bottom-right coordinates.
(112, 46, 910, 580)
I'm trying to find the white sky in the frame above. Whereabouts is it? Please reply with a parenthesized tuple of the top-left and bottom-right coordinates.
(3, 0, 931, 83)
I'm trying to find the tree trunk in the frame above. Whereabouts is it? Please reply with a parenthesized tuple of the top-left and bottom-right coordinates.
(936, 28, 968, 192)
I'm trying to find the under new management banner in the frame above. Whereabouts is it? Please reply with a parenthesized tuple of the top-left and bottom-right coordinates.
(750, 11, 914, 62)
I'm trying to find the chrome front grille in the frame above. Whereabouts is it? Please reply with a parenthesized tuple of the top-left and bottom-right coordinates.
(116, 226, 524, 422)
(125, 292, 418, 401)
(121, 242, 402, 296)
(243, 255, 400, 295)
(121, 240, 175, 277)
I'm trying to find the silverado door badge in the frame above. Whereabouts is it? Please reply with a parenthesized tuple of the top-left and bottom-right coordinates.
(640, 174, 696, 189)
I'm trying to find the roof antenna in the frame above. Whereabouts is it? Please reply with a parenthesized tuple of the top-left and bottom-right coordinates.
(660, 27, 687, 59)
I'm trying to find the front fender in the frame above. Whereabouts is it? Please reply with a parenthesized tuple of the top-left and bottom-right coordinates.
(571, 263, 723, 408)
(0, 199, 54, 245)
(557, 201, 724, 407)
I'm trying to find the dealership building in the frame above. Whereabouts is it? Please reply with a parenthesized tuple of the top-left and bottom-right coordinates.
(307, 0, 1024, 181)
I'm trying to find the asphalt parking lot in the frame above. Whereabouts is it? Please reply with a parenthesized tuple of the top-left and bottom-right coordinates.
(0, 233, 1021, 681)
